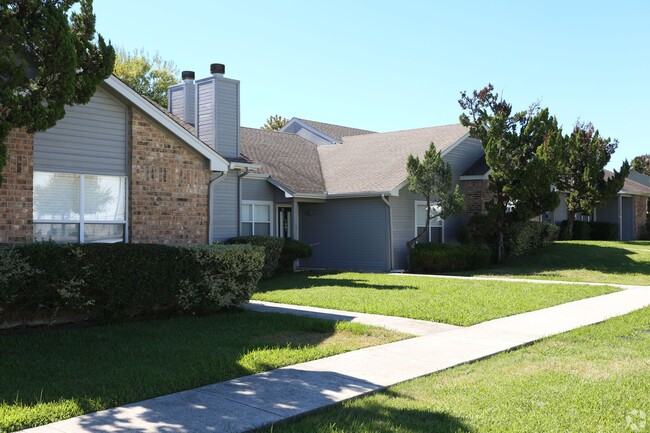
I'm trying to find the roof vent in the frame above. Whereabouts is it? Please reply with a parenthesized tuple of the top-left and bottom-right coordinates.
(181, 70, 195, 80)
(210, 63, 225, 75)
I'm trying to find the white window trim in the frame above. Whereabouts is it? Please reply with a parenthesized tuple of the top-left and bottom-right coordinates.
(414, 201, 445, 243)
(33, 172, 129, 243)
(241, 200, 274, 236)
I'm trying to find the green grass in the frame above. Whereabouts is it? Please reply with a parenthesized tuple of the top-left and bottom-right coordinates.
(461, 240, 650, 285)
(254, 272, 618, 326)
(0, 311, 405, 433)
(259, 306, 650, 433)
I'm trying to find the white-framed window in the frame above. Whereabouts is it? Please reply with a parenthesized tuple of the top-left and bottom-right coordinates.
(415, 201, 444, 243)
(33, 171, 128, 243)
(241, 200, 272, 236)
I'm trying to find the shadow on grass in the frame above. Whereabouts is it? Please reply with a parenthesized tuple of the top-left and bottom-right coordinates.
(256, 272, 418, 294)
(473, 242, 649, 279)
(0, 310, 346, 432)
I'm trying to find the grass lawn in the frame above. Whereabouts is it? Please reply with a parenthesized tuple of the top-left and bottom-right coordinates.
(460, 240, 650, 285)
(254, 272, 618, 326)
(258, 306, 650, 433)
(0, 311, 405, 433)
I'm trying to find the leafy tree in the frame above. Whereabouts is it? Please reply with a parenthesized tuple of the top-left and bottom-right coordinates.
(632, 154, 650, 176)
(459, 84, 560, 262)
(261, 114, 289, 131)
(556, 122, 630, 239)
(0, 0, 115, 186)
(112, 47, 178, 108)
(406, 142, 465, 252)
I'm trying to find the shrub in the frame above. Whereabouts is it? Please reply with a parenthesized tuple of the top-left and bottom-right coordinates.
(227, 236, 284, 278)
(0, 242, 264, 326)
(409, 243, 491, 273)
(506, 220, 559, 257)
(589, 222, 618, 240)
(458, 213, 498, 246)
(279, 239, 313, 272)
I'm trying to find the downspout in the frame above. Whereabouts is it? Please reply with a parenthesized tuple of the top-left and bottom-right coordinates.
(238, 168, 251, 237)
(208, 171, 227, 244)
(618, 194, 623, 241)
(381, 194, 394, 271)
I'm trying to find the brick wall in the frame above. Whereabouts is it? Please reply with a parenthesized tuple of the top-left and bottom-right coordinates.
(633, 195, 648, 239)
(0, 129, 33, 243)
(129, 110, 210, 244)
(462, 179, 492, 215)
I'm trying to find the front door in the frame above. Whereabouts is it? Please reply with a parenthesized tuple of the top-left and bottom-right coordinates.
(278, 207, 292, 239)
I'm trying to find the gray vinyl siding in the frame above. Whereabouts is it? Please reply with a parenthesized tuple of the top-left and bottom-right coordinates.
(242, 178, 276, 201)
(553, 193, 569, 223)
(196, 79, 215, 148)
(211, 171, 239, 242)
(443, 137, 484, 188)
(390, 186, 465, 270)
(168, 83, 196, 125)
(34, 86, 127, 175)
(299, 197, 390, 271)
(596, 198, 618, 225)
(215, 79, 240, 158)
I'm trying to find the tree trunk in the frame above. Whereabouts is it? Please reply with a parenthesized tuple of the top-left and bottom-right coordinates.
(566, 212, 576, 240)
(495, 231, 504, 263)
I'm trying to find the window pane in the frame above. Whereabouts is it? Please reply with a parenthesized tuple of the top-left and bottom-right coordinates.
(416, 226, 429, 243)
(84, 224, 125, 243)
(416, 205, 427, 227)
(242, 204, 252, 222)
(84, 175, 126, 221)
(241, 222, 253, 236)
(33, 172, 80, 221)
(254, 204, 270, 222)
(34, 223, 79, 243)
(430, 227, 443, 243)
(254, 222, 271, 236)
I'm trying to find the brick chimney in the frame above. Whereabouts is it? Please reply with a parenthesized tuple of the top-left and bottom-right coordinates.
(167, 70, 196, 126)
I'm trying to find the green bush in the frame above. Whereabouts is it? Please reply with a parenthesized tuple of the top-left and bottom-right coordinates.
(506, 220, 559, 257)
(0, 242, 264, 326)
(458, 213, 498, 246)
(279, 239, 313, 272)
(409, 243, 491, 273)
(559, 220, 618, 241)
(227, 236, 284, 278)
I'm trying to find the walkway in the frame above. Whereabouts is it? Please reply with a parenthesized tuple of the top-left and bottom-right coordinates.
(22, 287, 650, 433)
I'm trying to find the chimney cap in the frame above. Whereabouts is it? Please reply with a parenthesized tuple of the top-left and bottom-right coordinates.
(210, 63, 225, 75)
(181, 70, 195, 80)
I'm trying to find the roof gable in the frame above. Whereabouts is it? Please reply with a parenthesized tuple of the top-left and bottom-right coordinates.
(280, 117, 375, 145)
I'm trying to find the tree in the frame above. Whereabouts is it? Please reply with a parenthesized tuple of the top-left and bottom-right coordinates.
(406, 142, 465, 252)
(556, 122, 630, 239)
(261, 114, 289, 131)
(0, 0, 115, 186)
(112, 47, 178, 108)
(632, 154, 650, 176)
(459, 84, 560, 262)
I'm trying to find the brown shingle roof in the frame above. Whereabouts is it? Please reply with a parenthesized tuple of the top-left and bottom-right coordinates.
(318, 124, 469, 194)
(240, 127, 325, 194)
(296, 118, 375, 141)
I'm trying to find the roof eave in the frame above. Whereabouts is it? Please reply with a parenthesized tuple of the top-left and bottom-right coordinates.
(104, 76, 230, 172)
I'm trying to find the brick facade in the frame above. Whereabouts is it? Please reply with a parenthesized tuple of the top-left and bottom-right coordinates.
(129, 110, 211, 244)
(0, 129, 33, 243)
(462, 179, 492, 215)
(633, 195, 648, 239)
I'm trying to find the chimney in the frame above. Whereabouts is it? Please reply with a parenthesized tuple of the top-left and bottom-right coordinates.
(194, 63, 240, 158)
(167, 70, 196, 125)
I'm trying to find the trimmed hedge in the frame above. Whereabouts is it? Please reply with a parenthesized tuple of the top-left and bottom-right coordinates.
(559, 220, 618, 241)
(227, 236, 284, 278)
(280, 239, 313, 272)
(409, 243, 491, 273)
(0, 242, 264, 325)
(506, 220, 560, 257)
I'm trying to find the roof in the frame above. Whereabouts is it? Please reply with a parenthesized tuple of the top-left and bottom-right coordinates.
(240, 127, 325, 194)
(318, 124, 469, 194)
(295, 118, 375, 141)
(602, 170, 650, 196)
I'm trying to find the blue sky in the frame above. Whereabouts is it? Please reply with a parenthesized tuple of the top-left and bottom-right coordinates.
(93, 0, 649, 170)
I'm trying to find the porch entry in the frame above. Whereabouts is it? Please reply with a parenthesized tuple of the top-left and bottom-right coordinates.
(278, 206, 292, 239)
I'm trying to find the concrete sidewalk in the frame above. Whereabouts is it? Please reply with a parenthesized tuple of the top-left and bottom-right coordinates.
(21, 287, 650, 433)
